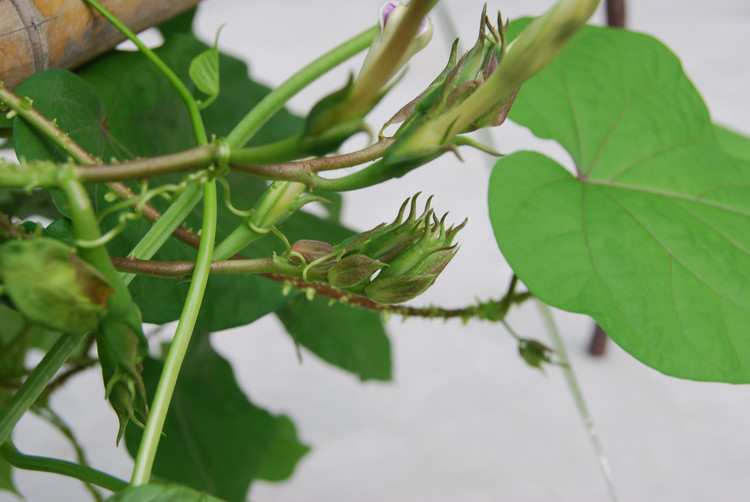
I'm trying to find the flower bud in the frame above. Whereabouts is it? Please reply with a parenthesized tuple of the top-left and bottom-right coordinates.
(331, 194, 466, 304)
(302, 1, 434, 154)
(364, 273, 437, 304)
(378, 0, 598, 172)
(353, 1, 434, 108)
(290, 239, 336, 265)
(328, 254, 384, 288)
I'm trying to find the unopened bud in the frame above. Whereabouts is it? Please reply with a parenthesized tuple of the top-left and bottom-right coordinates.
(364, 273, 437, 304)
(328, 254, 384, 288)
(290, 239, 336, 264)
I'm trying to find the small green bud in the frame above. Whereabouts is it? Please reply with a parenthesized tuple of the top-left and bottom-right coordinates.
(354, 194, 433, 259)
(290, 239, 336, 265)
(409, 246, 457, 276)
(519, 338, 555, 371)
(364, 273, 437, 304)
(328, 254, 384, 288)
(331, 194, 466, 304)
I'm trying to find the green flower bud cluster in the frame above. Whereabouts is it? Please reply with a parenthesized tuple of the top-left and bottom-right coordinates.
(385, 5, 514, 141)
(342, 7, 513, 189)
(287, 194, 466, 304)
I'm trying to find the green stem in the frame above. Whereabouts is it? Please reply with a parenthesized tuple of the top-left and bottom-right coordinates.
(130, 180, 218, 485)
(33, 406, 104, 501)
(230, 137, 395, 179)
(209, 223, 264, 262)
(0, 84, 94, 163)
(307, 150, 442, 192)
(213, 181, 305, 260)
(536, 301, 619, 502)
(217, 26, 377, 260)
(112, 255, 323, 280)
(0, 159, 61, 188)
(110, 254, 532, 321)
(226, 26, 378, 148)
(0, 334, 80, 446)
(228, 132, 307, 165)
(82, 0, 207, 145)
(0, 82, 182, 231)
(59, 175, 133, 297)
(120, 182, 204, 286)
(0, 441, 127, 493)
(77, 145, 216, 183)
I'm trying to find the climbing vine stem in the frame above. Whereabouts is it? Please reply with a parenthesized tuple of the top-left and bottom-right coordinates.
(130, 179, 218, 486)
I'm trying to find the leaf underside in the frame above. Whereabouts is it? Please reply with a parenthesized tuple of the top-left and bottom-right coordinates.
(125, 333, 309, 502)
(490, 22, 750, 383)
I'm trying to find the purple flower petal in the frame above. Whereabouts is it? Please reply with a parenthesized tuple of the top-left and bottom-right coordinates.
(380, 2, 401, 28)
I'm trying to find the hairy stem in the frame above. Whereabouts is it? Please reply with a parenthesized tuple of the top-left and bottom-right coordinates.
(0, 84, 94, 162)
(0, 334, 81, 446)
(111, 255, 310, 278)
(77, 145, 217, 183)
(1, 81, 198, 251)
(110, 255, 532, 321)
(230, 137, 395, 180)
(0, 441, 127, 493)
(130, 180, 218, 485)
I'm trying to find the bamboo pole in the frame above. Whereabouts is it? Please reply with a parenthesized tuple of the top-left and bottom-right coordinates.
(0, 0, 200, 89)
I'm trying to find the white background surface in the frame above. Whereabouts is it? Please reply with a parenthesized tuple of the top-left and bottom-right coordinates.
(3, 1, 750, 501)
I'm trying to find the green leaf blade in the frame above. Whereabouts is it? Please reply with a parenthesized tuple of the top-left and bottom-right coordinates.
(276, 296, 392, 381)
(715, 125, 750, 162)
(105, 483, 224, 502)
(125, 333, 309, 502)
(189, 47, 220, 108)
(491, 24, 750, 383)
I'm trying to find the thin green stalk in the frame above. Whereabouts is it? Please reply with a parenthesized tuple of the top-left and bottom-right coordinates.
(218, 25, 377, 259)
(226, 26, 378, 148)
(82, 0, 207, 145)
(33, 406, 104, 501)
(230, 137, 395, 177)
(0, 334, 81, 446)
(0, 84, 94, 164)
(536, 301, 619, 502)
(212, 181, 305, 260)
(130, 180, 218, 485)
(0, 441, 127, 493)
(120, 182, 203, 286)
(81, 0, 216, 287)
(211, 222, 265, 261)
(227, 132, 306, 165)
(76, 145, 216, 183)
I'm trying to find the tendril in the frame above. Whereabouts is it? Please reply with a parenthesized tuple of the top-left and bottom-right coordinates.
(217, 177, 255, 218)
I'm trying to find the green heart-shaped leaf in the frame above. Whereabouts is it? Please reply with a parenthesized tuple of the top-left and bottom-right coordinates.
(489, 24, 750, 382)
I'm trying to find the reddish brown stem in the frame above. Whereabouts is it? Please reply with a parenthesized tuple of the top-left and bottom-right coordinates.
(605, 0, 626, 28)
